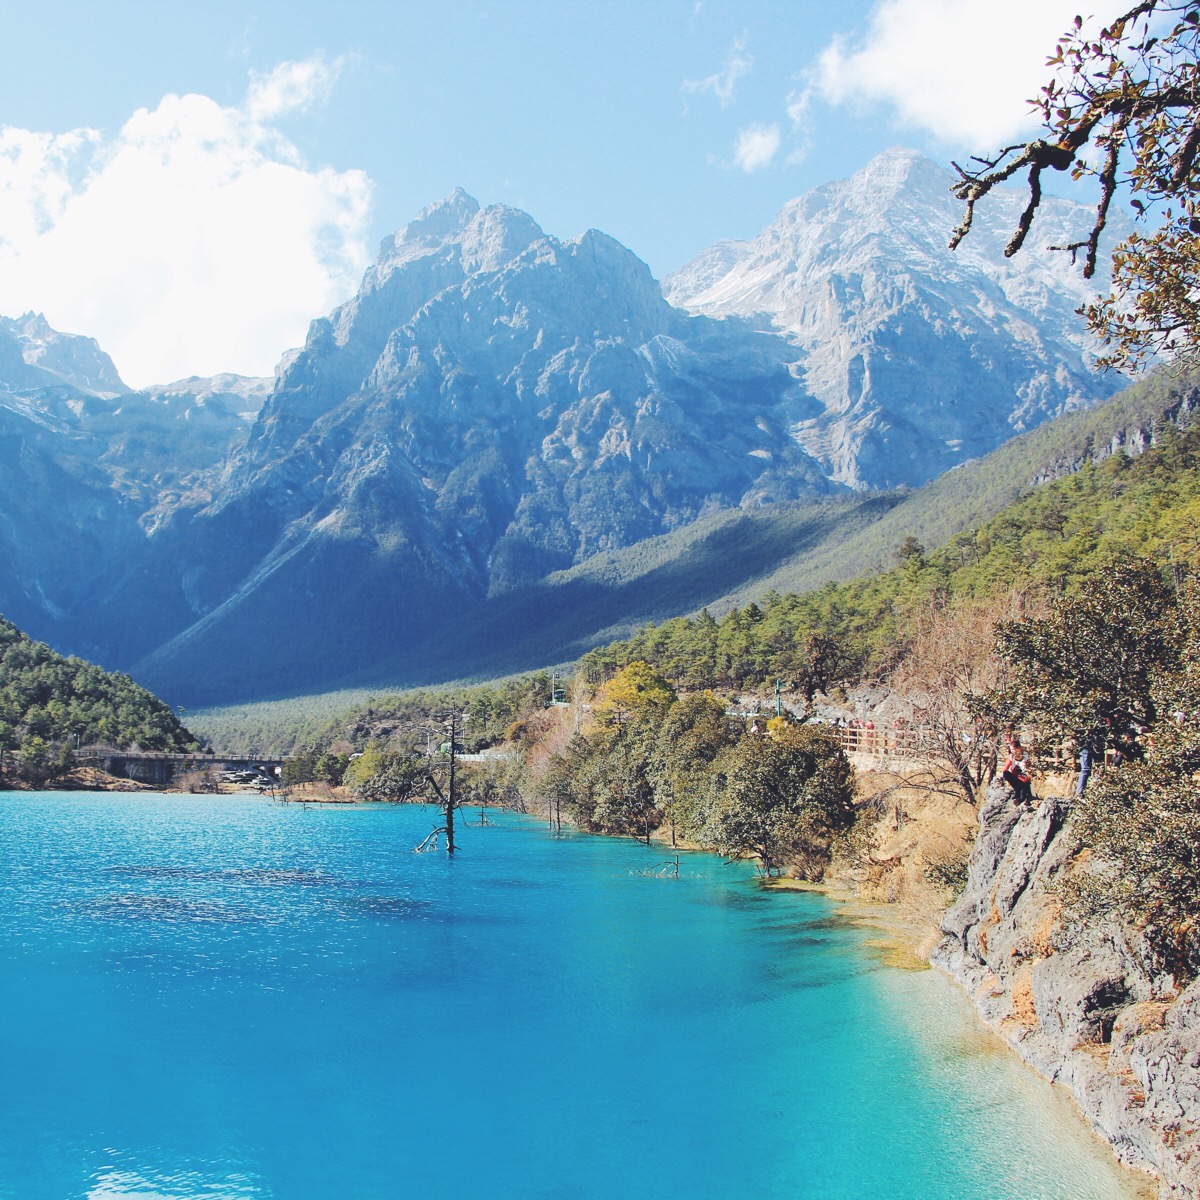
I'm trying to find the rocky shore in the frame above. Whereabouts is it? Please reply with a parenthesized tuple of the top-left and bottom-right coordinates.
(933, 783, 1200, 1197)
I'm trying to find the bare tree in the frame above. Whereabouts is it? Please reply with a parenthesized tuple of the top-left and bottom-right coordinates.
(887, 592, 1035, 804)
(416, 711, 468, 855)
(950, 2, 1200, 368)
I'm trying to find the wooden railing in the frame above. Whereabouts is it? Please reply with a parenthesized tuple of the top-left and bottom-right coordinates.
(825, 726, 1073, 771)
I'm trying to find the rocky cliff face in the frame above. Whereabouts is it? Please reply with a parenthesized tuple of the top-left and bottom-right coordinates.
(665, 148, 1123, 489)
(213, 189, 831, 591)
(934, 784, 1200, 1197)
(0, 311, 129, 398)
(0, 320, 268, 661)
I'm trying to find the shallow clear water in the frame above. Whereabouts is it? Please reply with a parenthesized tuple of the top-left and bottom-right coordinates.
(0, 792, 1143, 1200)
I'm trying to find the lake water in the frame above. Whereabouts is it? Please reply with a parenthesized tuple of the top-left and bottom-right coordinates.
(0, 792, 1145, 1200)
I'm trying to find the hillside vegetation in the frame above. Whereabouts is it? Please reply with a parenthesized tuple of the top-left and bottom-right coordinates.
(126, 357, 1200, 987)
(192, 366, 1200, 753)
(0, 616, 197, 784)
(258, 366, 1200, 696)
(579, 419, 1200, 693)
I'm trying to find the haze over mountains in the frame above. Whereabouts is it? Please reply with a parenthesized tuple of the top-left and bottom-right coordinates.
(0, 150, 1126, 704)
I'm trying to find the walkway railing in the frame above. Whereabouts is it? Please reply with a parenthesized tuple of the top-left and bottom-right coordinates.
(825, 726, 1072, 772)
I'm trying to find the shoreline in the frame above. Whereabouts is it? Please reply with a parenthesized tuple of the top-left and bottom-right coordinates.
(820, 786, 1193, 1200)
(2, 778, 1180, 1195)
(769, 873, 1163, 1197)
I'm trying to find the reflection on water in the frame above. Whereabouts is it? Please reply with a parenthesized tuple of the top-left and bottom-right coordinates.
(87, 1157, 268, 1200)
(108, 864, 340, 887)
(78, 893, 258, 923)
(0, 791, 1148, 1200)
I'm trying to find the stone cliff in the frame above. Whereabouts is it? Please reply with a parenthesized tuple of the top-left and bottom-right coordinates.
(0, 156, 1142, 702)
(934, 784, 1200, 1197)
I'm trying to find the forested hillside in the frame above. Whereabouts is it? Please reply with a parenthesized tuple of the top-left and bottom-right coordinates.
(345, 365, 1200, 689)
(185, 379, 1200, 964)
(578, 421, 1200, 695)
(192, 374, 1200, 755)
(0, 615, 198, 784)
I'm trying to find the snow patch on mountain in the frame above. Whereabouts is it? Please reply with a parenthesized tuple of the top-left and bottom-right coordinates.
(664, 147, 1123, 488)
(0, 311, 129, 398)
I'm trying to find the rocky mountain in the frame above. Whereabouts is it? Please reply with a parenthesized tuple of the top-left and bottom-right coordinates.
(121, 192, 844, 701)
(0, 318, 268, 649)
(664, 148, 1124, 488)
(0, 152, 1129, 703)
(0, 311, 129, 398)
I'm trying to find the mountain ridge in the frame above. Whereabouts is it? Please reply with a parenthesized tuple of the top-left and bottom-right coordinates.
(0, 149, 1139, 703)
(665, 147, 1124, 488)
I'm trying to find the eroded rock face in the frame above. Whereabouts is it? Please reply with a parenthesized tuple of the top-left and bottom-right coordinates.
(119, 193, 844, 699)
(0, 314, 269, 665)
(934, 782, 1200, 1196)
(0, 165, 1132, 700)
(0, 311, 129, 398)
(664, 148, 1122, 489)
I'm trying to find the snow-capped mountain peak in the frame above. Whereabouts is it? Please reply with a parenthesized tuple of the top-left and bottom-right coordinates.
(664, 148, 1122, 487)
(0, 311, 129, 398)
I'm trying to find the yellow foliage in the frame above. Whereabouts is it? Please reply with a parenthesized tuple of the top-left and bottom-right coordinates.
(592, 661, 676, 724)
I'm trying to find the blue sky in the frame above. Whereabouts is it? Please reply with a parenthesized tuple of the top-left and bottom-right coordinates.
(0, 0, 1101, 385)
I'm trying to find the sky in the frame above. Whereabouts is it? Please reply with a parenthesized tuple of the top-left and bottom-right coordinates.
(0, 0, 1113, 387)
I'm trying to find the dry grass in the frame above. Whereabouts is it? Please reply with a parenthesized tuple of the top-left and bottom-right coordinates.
(824, 759, 980, 955)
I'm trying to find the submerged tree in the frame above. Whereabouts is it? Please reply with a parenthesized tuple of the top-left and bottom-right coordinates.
(950, 1, 1200, 368)
(343, 715, 472, 855)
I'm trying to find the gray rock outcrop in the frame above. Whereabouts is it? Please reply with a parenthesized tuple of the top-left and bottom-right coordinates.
(0, 159, 1152, 701)
(934, 783, 1200, 1196)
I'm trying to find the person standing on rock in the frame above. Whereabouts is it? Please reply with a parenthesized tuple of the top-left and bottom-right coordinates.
(1074, 726, 1104, 798)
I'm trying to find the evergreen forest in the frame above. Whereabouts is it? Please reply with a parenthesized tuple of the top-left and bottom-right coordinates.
(0, 616, 198, 784)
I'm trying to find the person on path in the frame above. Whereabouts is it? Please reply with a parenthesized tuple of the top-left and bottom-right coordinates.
(1075, 724, 1106, 798)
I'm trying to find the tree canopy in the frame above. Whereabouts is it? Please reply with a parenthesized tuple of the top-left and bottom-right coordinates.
(951, 1, 1200, 369)
(0, 614, 197, 780)
(591, 660, 676, 725)
(988, 557, 1179, 744)
(1059, 578, 1200, 975)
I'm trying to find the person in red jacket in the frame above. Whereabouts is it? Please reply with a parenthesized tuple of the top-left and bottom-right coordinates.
(1002, 740, 1035, 808)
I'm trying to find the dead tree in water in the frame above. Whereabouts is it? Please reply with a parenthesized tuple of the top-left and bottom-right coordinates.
(417, 710, 466, 856)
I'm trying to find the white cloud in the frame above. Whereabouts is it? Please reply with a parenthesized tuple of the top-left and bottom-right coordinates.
(0, 56, 371, 387)
(683, 37, 752, 108)
(733, 124, 780, 172)
(247, 57, 341, 122)
(810, 0, 1098, 147)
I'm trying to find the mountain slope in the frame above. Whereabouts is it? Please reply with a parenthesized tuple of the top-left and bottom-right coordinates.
(505, 364, 1200, 628)
(127, 193, 840, 700)
(0, 613, 197, 764)
(0, 318, 269, 655)
(0, 155, 1137, 704)
(665, 148, 1124, 489)
(173, 366, 1199, 707)
(186, 365, 1200, 745)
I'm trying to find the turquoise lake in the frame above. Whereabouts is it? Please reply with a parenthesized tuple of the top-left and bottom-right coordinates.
(0, 791, 1145, 1200)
